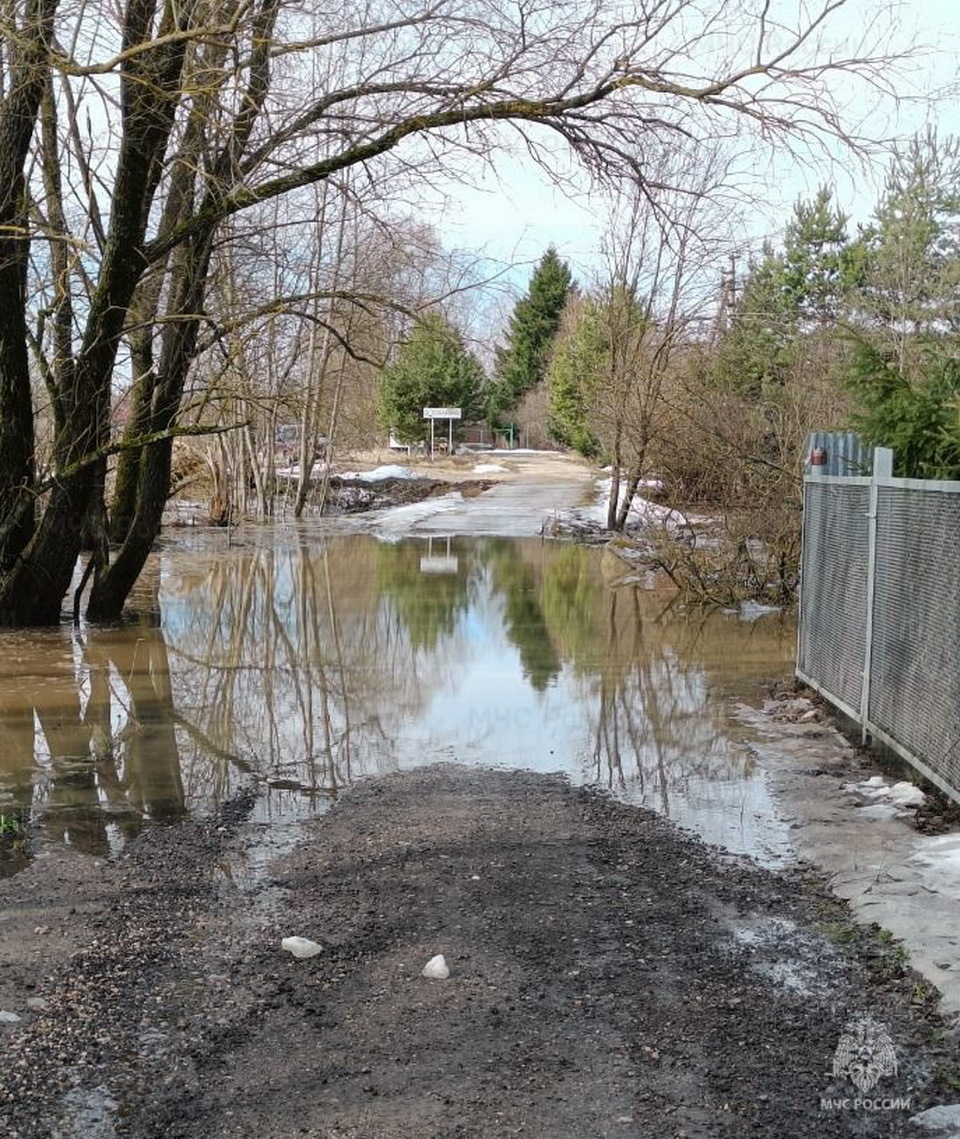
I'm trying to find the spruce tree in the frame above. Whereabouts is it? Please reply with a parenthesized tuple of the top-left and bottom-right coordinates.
(378, 312, 485, 443)
(488, 247, 573, 424)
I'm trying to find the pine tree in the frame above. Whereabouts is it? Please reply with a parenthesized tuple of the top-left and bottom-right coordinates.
(713, 187, 853, 398)
(488, 248, 573, 424)
(378, 312, 485, 443)
(780, 186, 854, 324)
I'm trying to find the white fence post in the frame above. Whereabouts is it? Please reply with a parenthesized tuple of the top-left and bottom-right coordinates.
(859, 447, 893, 743)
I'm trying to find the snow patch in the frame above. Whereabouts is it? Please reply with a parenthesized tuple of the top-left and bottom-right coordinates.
(842, 774, 927, 816)
(372, 492, 465, 541)
(338, 465, 417, 482)
(473, 463, 508, 474)
(739, 600, 783, 622)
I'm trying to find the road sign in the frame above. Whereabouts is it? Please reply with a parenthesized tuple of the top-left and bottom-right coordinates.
(423, 407, 462, 419)
(419, 557, 460, 574)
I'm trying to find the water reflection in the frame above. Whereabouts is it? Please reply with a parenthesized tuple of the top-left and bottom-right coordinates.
(0, 534, 797, 873)
(0, 614, 187, 874)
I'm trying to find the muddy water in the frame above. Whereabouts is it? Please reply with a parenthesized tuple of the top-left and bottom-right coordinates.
(0, 532, 797, 875)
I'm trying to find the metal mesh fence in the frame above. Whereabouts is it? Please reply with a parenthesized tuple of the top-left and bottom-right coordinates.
(868, 488, 960, 796)
(798, 470, 960, 803)
(797, 481, 871, 718)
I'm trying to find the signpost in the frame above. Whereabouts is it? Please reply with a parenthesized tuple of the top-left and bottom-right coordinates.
(423, 407, 462, 459)
(419, 536, 459, 575)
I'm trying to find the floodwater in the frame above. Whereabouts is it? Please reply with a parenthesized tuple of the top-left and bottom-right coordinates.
(0, 532, 798, 876)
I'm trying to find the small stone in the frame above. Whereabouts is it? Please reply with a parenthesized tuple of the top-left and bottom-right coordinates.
(281, 936, 323, 959)
(25, 997, 48, 1011)
(421, 954, 450, 980)
(0, 1011, 22, 1024)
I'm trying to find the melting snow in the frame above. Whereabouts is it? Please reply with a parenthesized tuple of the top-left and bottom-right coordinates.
(338, 465, 417, 481)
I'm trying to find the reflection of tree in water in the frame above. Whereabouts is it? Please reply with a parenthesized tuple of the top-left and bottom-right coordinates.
(162, 537, 454, 799)
(486, 540, 560, 692)
(0, 604, 188, 865)
(539, 544, 602, 670)
(375, 541, 473, 651)
(531, 546, 792, 808)
(581, 590, 791, 809)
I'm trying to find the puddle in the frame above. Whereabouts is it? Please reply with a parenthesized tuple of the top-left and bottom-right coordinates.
(0, 534, 797, 873)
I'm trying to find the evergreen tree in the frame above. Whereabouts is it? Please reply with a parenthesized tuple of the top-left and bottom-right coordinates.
(781, 186, 855, 324)
(850, 129, 960, 361)
(840, 133, 960, 477)
(714, 187, 853, 397)
(546, 294, 602, 457)
(488, 247, 573, 424)
(378, 312, 486, 443)
(847, 342, 960, 479)
(713, 243, 794, 398)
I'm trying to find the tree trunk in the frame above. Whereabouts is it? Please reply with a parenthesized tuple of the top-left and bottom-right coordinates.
(0, 0, 60, 572)
(88, 232, 215, 620)
(614, 466, 643, 532)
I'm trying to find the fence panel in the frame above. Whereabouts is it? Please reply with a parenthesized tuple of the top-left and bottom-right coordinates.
(797, 480, 871, 720)
(866, 488, 960, 796)
(798, 460, 960, 804)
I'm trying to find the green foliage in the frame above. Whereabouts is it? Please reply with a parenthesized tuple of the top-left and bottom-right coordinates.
(488, 544, 561, 691)
(781, 186, 855, 323)
(714, 189, 853, 398)
(488, 247, 573, 424)
(714, 245, 794, 398)
(547, 284, 653, 459)
(846, 342, 960, 478)
(0, 813, 21, 838)
(375, 542, 472, 650)
(546, 296, 602, 456)
(378, 312, 485, 443)
(848, 130, 960, 373)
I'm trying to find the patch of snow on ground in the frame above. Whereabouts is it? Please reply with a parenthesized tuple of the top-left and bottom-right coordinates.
(739, 600, 782, 622)
(568, 477, 709, 532)
(888, 781, 928, 808)
(909, 834, 960, 903)
(488, 448, 561, 456)
(842, 775, 927, 815)
(371, 492, 465, 541)
(339, 465, 417, 482)
(275, 463, 329, 479)
(473, 463, 508, 474)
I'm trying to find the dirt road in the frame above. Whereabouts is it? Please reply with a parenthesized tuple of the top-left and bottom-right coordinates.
(1, 768, 953, 1137)
(342, 450, 599, 538)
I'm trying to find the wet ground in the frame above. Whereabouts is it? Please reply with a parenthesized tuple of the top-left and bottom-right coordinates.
(1, 768, 956, 1138)
(1, 453, 959, 1135)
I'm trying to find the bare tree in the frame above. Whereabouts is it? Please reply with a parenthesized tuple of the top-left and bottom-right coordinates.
(0, 0, 905, 623)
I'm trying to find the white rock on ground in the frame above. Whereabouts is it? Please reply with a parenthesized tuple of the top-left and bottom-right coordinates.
(908, 1104, 960, 1134)
(281, 936, 323, 959)
(0, 1011, 21, 1023)
(421, 954, 450, 979)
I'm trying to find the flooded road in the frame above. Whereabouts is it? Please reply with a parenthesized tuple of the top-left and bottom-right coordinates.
(0, 532, 797, 875)
(3, 519, 957, 1139)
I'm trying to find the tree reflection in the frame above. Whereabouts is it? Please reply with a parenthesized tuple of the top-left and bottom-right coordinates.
(487, 540, 561, 692)
(0, 615, 188, 864)
(375, 540, 473, 650)
(0, 534, 795, 869)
